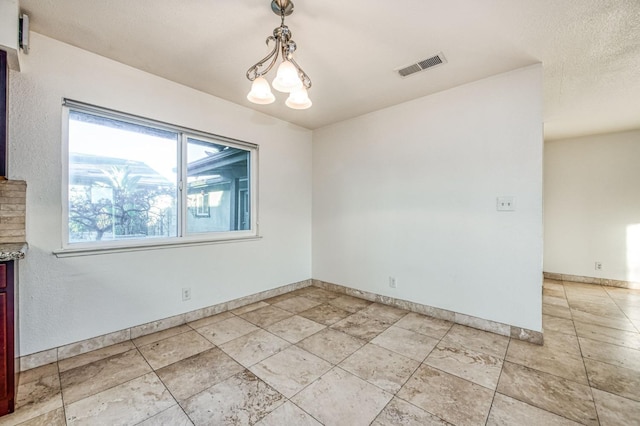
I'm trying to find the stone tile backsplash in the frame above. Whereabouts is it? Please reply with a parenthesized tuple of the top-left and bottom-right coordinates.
(0, 180, 26, 243)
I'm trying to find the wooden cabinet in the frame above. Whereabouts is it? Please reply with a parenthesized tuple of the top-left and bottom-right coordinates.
(0, 261, 15, 415)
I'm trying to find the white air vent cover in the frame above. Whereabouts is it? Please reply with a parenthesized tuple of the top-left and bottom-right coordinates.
(396, 52, 447, 78)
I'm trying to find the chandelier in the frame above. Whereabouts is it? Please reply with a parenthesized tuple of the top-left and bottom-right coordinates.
(246, 0, 312, 109)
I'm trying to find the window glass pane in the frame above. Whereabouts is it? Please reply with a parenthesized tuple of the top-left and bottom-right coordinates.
(186, 137, 250, 234)
(68, 110, 179, 243)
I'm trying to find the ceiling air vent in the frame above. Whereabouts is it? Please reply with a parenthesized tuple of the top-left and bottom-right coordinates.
(396, 52, 447, 78)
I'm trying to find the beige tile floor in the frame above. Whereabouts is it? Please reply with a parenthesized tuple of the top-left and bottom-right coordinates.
(2, 281, 640, 425)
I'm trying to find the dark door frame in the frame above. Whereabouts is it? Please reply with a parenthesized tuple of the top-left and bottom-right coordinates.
(0, 50, 7, 178)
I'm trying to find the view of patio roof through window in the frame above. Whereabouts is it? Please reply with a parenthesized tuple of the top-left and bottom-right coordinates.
(64, 102, 257, 249)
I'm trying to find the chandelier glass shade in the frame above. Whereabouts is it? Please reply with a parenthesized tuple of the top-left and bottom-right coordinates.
(246, 0, 312, 109)
(246, 77, 276, 104)
(285, 87, 312, 109)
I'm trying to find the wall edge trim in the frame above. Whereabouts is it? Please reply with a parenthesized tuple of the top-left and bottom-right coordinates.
(19, 275, 547, 372)
(312, 279, 543, 345)
(544, 272, 640, 290)
(19, 278, 313, 372)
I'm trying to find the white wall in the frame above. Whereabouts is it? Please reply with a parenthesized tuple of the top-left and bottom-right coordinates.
(313, 65, 544, 331)
(8, 33, 313, 355)
(0, 0, 20, 69)
(544, 130, 640, 282)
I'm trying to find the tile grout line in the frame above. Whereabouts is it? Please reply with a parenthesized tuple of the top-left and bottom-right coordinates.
(552, 281, 613, 423)
(565, 280, 601, 426)
(387, 318, 471, 424)
(55, 360, 69, 426)
(494, 281, 598, 424)
(140, 355, 195, 426)
(566, 281, 640, 367)
(485, 335, 513, 426)
(215, 296, 324, 424)
(62, 368, 164, 423)
(59, 347, 152, 398)
(250, 299, 406, 424)
(375, 313, 451, 423)
(61, 331, 198, 425)
(605, 285, 640, 334)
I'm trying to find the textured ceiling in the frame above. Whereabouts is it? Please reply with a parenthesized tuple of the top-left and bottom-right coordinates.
(19, 0, 640, 140)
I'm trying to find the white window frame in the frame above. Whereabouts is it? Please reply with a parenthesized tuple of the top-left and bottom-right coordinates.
(194, 192, 210, 217)
(55, 100, 259, 257)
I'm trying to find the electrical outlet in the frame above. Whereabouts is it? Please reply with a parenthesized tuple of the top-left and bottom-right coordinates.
(182, 287, 191, 301)
(496, 196, 516, 211)
(389, 276, 397, 289)
(595, 262, 602, 271)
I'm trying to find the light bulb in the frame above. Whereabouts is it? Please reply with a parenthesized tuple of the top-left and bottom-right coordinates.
(246, 77, 275, 104)
(272, 60, 303, 93)
(285, 87, 312, 109)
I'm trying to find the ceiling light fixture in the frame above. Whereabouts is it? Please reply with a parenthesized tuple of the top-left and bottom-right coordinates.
(246, 0, 312, 110)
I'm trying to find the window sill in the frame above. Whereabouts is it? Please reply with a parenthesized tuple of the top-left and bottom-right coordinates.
(53, 235, 262, 258)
